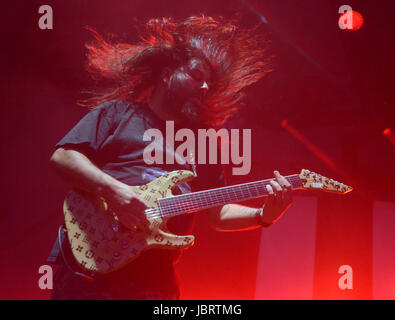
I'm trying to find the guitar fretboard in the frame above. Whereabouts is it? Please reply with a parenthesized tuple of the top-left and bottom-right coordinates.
(157, 174, 303, 218)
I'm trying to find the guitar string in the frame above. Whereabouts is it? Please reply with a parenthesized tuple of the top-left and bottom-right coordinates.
(158, 177, 298, 215)
(144, 175, 303, 219)
(143, 174, 348, 219)
(160, 175, 301, 209)
(148, 175, 303, 218)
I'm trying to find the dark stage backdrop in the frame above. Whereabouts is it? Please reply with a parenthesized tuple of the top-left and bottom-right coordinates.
(0, 0, 394, 299)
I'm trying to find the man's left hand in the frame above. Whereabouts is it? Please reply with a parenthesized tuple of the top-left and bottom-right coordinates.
(260, 170, 293, 225)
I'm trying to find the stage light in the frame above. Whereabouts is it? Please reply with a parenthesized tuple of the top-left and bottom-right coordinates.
(339, 10, 364, 31)
(382, 128, 395, 147)
(281, 120, 353, 182)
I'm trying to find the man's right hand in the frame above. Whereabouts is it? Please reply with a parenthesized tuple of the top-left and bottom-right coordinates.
(50, 148, 150, 231)
(104, 183, 149, 231)
(50, 148, 149, 230)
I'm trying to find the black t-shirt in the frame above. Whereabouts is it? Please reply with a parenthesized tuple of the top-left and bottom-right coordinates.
(55, 100, 225, 296)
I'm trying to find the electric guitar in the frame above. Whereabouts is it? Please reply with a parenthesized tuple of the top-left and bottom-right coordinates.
(63, 169, 352, 275)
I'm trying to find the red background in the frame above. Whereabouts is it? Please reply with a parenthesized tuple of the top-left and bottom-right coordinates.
(1, 0, 394, 299)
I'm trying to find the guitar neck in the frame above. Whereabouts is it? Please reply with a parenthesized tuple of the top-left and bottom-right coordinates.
(157, 174, 303, 218)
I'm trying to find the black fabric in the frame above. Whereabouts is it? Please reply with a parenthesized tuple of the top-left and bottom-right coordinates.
(52, 100, 225, 299)
(47, 226, 64, 264)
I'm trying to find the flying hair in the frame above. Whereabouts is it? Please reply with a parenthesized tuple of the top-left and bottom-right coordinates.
(79, 15, 271, 126)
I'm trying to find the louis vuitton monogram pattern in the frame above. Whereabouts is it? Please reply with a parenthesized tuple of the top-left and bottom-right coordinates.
(64, 170, 196, 275)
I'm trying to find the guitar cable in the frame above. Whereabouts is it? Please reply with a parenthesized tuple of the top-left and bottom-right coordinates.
(57, 226, 94, 282)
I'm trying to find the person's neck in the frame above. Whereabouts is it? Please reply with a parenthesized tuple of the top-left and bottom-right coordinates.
(148, 84, 180, 124)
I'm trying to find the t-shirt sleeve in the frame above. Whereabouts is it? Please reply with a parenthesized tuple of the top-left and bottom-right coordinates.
(194, 163, 227, 192)
(212, 164, 227, 189)
(55, 100, 121, 163)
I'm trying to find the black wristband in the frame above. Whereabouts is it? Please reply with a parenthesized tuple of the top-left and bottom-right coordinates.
(255, 208, 274, 228)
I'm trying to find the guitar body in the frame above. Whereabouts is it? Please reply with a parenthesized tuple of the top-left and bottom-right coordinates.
(63, 170, 196, 275)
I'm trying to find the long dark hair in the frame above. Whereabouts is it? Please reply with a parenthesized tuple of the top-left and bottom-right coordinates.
(79, 15, 271, 126)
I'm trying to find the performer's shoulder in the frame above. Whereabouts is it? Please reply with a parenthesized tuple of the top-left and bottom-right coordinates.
(93, 99, 143, 116)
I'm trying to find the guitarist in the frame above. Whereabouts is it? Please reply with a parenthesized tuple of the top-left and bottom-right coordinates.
(49, 15, 293, 300)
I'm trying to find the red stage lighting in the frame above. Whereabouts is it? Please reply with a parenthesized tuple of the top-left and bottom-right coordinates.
(382, 128, 391, 136)
(339, 10, 364, 31)
(281, 120, 353, 182)
(382, 128, 395, 147)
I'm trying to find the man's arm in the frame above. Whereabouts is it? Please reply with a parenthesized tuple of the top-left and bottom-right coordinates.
(50, 147, 149, 230)
(208, 171, 293, 231)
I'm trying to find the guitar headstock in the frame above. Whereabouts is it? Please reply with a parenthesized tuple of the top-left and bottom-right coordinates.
(299, 169, 353, 194)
